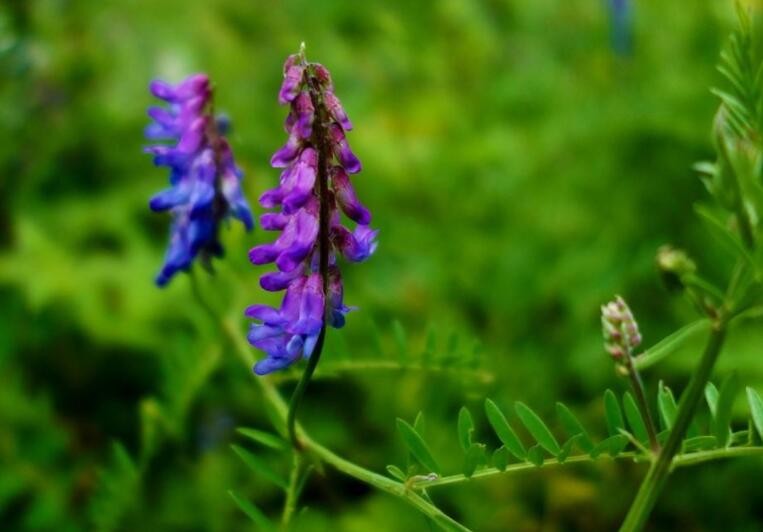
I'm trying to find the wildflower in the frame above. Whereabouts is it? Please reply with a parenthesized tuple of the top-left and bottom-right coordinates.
(145, 74, 253, 286)
(248, 48, 376, 375)
(601, 295, 642, 362)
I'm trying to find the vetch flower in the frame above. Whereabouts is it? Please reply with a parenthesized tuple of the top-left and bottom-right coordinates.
(145, 74, 254, 286)
(248, 47, 376, 375)
(601, 295, 642, 363)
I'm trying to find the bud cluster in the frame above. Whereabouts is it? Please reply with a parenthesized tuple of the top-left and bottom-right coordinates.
(601, 295, 642, 362)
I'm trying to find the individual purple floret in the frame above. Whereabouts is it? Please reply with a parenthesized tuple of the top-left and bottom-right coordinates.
(145, 74, 254, 286)
(248, 48, 376, 375)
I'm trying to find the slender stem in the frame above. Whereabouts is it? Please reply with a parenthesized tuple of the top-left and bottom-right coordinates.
(281, 453, 302, 528)
(287, 326, 326, 449)
(410, 445, 763, 491)
(627, 365, 660, 452)
(305, 438, 472, 531)
(620, 321, 727, 532)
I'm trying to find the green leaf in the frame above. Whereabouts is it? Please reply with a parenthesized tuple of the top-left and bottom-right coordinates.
(526, 445, 545, 467)
(713, 373, 741, 447)
(228, 490, 273, 530)
(515, 402, 561, 456)
(590, 435, 628, 459)
(231, 445, 287, 489)
(604, 390, 625, 437)
(396, 418, 441, 474)
(457, 407, 474, 452)
(622, 392, 649, 444)
(484, 399, 526, 460)
(414, 411, 426, 434)
(658, 382, 678, 431)
(556, 402, 594, 452)
(705, 382, 720, 417)
(746, 387, 763, 442)
(634, 319, 710, 370)
(386, 465, 407, 481)
(557, 438, 576, 464)
(236, 428, 287, 452)
(682, 436, 718, 452)
(492, 446, 509, 471)
(463, 443, 486, 478)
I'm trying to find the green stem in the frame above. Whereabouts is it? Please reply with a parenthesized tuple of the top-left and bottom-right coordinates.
(281, 453, 302, 528)
(620, 321, 728, 532)
(410, 445, 763, 491)
(305, 438, 472, 531)
(627, 366, 660, 452)
(287, 327, 326, 449)
(188, 287, 468, 531)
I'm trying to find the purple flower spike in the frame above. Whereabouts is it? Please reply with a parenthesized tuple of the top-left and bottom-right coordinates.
(145, 73, 254, 286)
(247, 48, 376, 374)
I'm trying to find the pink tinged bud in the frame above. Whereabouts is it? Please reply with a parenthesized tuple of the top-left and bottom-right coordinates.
(606, 344, 625, 358)
(293, 91, 314, 139)
(331, 166, 371, 224)
(324, 90, 352, 131)
(328, 123, 361, 174)
(313, 63, 333, 88)
(279, 64, 306, 105)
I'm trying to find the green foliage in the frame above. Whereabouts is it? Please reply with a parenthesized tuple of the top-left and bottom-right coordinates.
(392, 384, 763, 489)
(228, 490, 274, 530)
(396, 417, 442, 474)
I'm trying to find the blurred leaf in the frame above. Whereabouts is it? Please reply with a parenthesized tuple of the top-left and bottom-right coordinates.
(634, 319, 710, 370)
(237, 428, 287, 452)
(556, 402, 593, 452)
(231, 445, 287, 489)
(484, 399, 526, 460)
(590, 435, 628, 459)
(557, 438, 576, 464)
(682, 435, 718, 452)
(457, 406, 474, 452)
(492, 447, 509, 472)
(658, 382, 678, 431)
(396, 418, 440, 474)
(706, 382, 720, 417)
(604, 389, 625, 437)
(386, 465, 407, 482)
(746, 387, 763, 442)
(515, 402, 560, 456)
(526, 445, 545, 467)
(227, 490, 273, 530)
(713, 373, 741, 448)
(463, 443, 486, 478)
(622, 391, 649, 444)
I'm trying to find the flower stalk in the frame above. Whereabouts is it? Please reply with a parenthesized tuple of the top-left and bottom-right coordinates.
(602, 296, 660, 452)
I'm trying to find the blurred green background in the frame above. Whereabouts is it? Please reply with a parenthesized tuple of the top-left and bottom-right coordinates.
(2, 0, 762, 530)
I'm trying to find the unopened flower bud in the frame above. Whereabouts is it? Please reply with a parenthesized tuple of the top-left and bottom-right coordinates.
(656, 245, 696, 292)
(601, 296, 642, 365)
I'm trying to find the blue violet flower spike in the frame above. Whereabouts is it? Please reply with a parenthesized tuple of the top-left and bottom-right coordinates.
(145, 74, 254, 286)
(247, 50, 377, 375)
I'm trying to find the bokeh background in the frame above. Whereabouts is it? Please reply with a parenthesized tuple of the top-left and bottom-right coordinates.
(2, 0, 763, 530)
